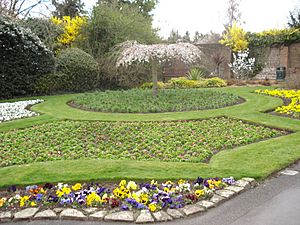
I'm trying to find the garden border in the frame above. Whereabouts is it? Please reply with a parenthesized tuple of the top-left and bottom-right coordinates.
(0, 178, 257, 223)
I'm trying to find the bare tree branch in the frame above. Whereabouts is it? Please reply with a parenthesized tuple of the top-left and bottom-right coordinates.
(0, 0, 47, 18)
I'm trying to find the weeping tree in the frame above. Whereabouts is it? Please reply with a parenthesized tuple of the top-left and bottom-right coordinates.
(116, 41, 203, 97)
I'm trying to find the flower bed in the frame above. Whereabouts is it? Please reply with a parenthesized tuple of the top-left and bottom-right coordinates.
(0, 99, 44, 123)
(71, 89, 240, 113)
(0, 117, 287, 167)
(0, 177, 236, 212)
(255, 89, 300, 118)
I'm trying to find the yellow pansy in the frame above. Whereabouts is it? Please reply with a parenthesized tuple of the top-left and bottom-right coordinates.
(148, 203, 157, 212)
(30, 201, 37, 207)
(119, 180, 127, 187)
(56, 190, 64, 197)
(62, 187, 71, 195)
(0, 198, 6, 207)
(126, 181, 137, 190)
(195, 189, 204, 198)
(178, 179, 186, 185)
(72, 183, 82, 191)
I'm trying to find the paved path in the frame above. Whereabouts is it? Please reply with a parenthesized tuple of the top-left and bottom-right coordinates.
(3, 161, 300, 225)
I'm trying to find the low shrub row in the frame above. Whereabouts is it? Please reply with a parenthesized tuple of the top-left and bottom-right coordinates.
(141, 77, 227, 89)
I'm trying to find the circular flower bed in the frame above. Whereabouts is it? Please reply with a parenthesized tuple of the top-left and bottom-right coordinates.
(0, 177, 235, 212)
(71, 89, 242, 113)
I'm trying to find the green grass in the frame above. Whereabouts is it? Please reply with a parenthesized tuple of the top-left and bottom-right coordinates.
(71, 89, 241, 113)
(0, 117, 286, 167)
(0, 86, 300, 188)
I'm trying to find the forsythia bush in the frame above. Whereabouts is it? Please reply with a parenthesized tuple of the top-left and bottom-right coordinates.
(220, 22, 249, 52)
(51, 16, 87, 48)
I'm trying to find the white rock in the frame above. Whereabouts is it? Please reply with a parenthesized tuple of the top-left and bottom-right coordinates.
(34, 209, 57, 220)
(197, 200, 215, 209)
(82, 208, 98, 214)
(104, 211, 134, 222)
(0, 211, 12, 222)
(235, 179, 251, 189)
(209, 194, 225, 204)
(136, 210, 154, 223)
(152, 211, 172, 222)
(166, 208, 184, 219)
(60, 209, 87, 220)
(182, 204, 205, 216)
(89, 211, 107, 221)
(215, 189, 236, 198)
(14, 208, 39, 220)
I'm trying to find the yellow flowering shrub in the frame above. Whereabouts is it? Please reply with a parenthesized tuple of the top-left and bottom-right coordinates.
(255, 89, 300, 117)
(220, 22, 249, 52)
(257, 28, 300, 37)
(51, 16, 87, 47)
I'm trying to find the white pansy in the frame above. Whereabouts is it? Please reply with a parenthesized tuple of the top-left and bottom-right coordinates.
(0, 99, 44, 123)
(116, 41, 202, 67)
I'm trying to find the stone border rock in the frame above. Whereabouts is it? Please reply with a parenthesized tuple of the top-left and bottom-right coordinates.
(0, 178, 257, 224)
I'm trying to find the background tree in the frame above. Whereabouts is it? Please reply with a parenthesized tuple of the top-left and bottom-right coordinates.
(193, 31, 202, 43)
(82, 2, 159, 57)
(18, 17, 62, 51)
(288, 6, 300, 28)
(0, 0, 47, 18)
(98, 0, 157, 17)
(167, 29, 181, 43)
(182, 31, 191, 42)
(116, 41, 202, 97)
(51, 0, 86, 18)
(224, 0, 243, 29)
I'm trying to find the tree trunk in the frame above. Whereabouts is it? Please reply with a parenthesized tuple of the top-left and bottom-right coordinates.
(151, 61, 158, 97)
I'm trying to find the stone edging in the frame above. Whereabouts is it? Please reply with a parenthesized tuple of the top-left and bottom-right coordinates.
(0, 178, 257, 223)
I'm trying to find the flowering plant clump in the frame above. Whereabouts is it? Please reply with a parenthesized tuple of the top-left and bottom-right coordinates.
(0, 177, 235, 212)
(255, 89, 300, 118)
(229, 49, 255, 79)
(115, 41, 203, 97)
(116, 41, 202, 67)
(0, 99, 44, 123)
(219, 22, 249, 52)
(51, 16, 87, 48)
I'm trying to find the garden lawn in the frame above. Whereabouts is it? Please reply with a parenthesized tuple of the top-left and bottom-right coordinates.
(0, 87, 300, 188)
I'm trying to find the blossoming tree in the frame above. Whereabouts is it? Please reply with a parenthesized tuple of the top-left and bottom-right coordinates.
(116, 41, 203, 97)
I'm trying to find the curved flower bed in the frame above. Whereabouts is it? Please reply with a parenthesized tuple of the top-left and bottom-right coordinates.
(0, 99, 44, 123)
(71, 89, 241, 113)
(255, 89, 300, 118)
(0, 177, 235, 212)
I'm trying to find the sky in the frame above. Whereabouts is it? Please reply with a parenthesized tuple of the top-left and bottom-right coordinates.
(83, 0, 299, 38)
